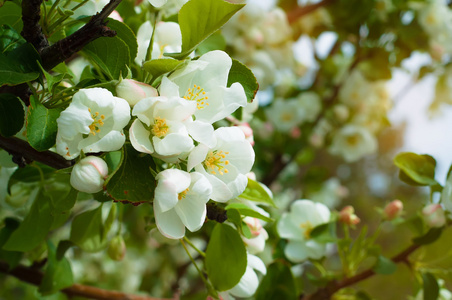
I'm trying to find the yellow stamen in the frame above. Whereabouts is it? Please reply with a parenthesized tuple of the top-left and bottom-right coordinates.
(151, 117, 169, 138)
(204, 150, 230, 175)
(184, 84, 209, 110)
(300, 221, 313, 239)
(178, 188, 190, 200)
(88, 110, 106, 135)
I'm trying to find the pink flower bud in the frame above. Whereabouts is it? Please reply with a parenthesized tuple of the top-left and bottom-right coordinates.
(116, 79, 158, 106)
(237, 123, 255, 145)
(422, 204, 446, 228)
(70, 156, 108, 193)
(290, 127, 301, 139)
(339, 205, 360, 225)
(107, 235, 126, 261)
(244, 217, 263, 237)
(383, 200, 403, 220)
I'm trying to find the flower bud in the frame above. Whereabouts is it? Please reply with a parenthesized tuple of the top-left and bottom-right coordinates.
(116, 78, 158, 106)
(422, 204, 446, 228)
(383, 200, 403, 220)
(236, 123, 255, 146)
(70, 156, 108, 193)
(338, 205, 360, 225)
(107, 235, 126, 261)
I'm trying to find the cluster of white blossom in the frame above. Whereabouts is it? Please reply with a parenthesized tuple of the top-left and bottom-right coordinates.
(56, 50, 255, 240)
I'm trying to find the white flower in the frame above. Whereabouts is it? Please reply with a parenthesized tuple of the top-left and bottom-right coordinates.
(277, 200, 331, 262)
(135, 21, 182, 65)
(70, 156, 108, 193)
(297, 92, 322, 122)
(56, 88, 130, 160)
(265, 99, 305, 132)
(226, 254, 267, 299)
(329, 125, 377, 162)
(116, 78, 158, 107)
(187, 127, 255, 202)
(167, 50, 247, 124)
(242, 217, 269, 254)
(154, 169, 212, 239)
(130, 92, 195, 159)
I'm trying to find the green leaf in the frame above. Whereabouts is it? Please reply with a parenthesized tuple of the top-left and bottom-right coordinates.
(106, 18, 138, 62)
(226, 208, 252, 239)
(422, 272, 439, 300)
(394, 152, 438, 186)
(255, 261, 298, 300)
(0, 42, 41, 86)
(7, 162, 55, 193)
(413, 227, 443, 245)
(0, 2, 23, 33)
(0, 93, 24, 137)
(310, 221, 337, 243)
(26, 95, 61, 151)
(372, 255, 397, 275)
(43, 173, 77, 214)
(196, 31, 226, 55)
(0, 218, 22, 269)
(104, 144, 156, 203)
(225, 203, 273, 222)
(69, 205, 106, 252)
(238, 178, 276, 207)
(227, 58, 259, 103)
(3, 189, 54, 252)
(205, 223, 247, 291)
(168, 0, 244, 59)
(56, 240, 74, 260)
(83, 35, 130, 80)
(39, 241, 73, 295)
(143, 58, 185, 80)
(0, 24, 25, 53)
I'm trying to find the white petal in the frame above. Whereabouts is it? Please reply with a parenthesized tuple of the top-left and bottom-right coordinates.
(153, 134, 194, 156)
(189, 172, 213, 201)
(228, 266, 258, 298)
(210, 83, 247, 123)
(154, 202, 185, 239)
(112, 97, 131, 130)
(277, 213, 303, 241)
(247, 254, 266, 275)
(185, 120, 216, 147)
(148, 0, 167, 8)
(132, 97, 157, 126)
(80, 130, 125, 153)
(129, 119, 154, 154)
(160, 77, 182, 98)
(175, 197, 206, 232)
(187, 144, 209, 171)
(227, 173, 248, 199)
(135, 21, 153, 64)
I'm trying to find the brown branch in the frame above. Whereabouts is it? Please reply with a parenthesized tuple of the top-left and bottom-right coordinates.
(40, 0, 122, 70)
(0, 135, 72, 169)
(21, 0, 49, 53)
(0, 260, 177, 300)
(287, 0, 335, 24)
(302, 244, 421, 300)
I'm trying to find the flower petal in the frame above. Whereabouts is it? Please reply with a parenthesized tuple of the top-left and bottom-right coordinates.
(130, 119, 154, 154)
(154, 201, 185, 239)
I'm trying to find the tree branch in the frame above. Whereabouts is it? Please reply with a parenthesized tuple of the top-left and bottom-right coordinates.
(302, 244, 421, 300)
(40, 0, 122, 70)
(21, 0, 49, 53)
(0, 135, 72, 169)
(0, 260, 177, 300)
(287, 0, 335, 24)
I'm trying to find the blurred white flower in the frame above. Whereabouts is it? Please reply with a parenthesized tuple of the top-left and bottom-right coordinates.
(70, 156, 108, 193)
(154, 169, 212, 239)
(266, 99, 304, 132)
(56, 88, 130, 159)
(329, 124, 377, 162)
(277, 199, 331, 262)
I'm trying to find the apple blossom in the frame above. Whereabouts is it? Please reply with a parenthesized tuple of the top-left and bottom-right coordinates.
(167, 50, 247, 124)
(266, 99, 305, 132)
(242, 217, 269, 254)
(56, 88, 130, 160)
(329, 124, 377, 162)
(70, 156, 108, 193)
(187, 127, 255, 202)
(153, 169, 212, 239)
(338, 205, 360, 225)
(383, 200, 404, 220)
(130, 93, 196, 159)
(116, 78, 158, 107)
(277, 199, 331, 262)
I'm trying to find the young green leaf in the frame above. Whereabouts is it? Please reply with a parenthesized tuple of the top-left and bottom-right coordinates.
(39, 241, 74, 295)
(0, 93, 24, 137)
(143, 58, 185, 80)
(0, 24, 25, 53)
(168, 0, 244, 59)
(0, 42, 41, 85)
(0, 2, 23, 32)
(227, 58, 259, 103)
(255, 261, 298, 300)
(205, 223, 247, 291)
(225, 203, 273, 222)
(372, 255, 397, 275)
(422, 272, 439, 300)
(238, 178, 276, 207)
(394, 152, 438, 186)
(70, 205, 107, 252)
(104, 144, 156, 203)
(26, 95, 61, 151)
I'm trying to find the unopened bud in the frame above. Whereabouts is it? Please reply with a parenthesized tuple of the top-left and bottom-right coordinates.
(339, 205, 360, 225)
(333, 104, 349, 122)
(70, 156, 108, 193)
(383, 200, 403, 220)
(422, 204, 446, 228)
(237, 123, 255, 146)
(116, 78, 158, 106)
(107, 235, 126, 261)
